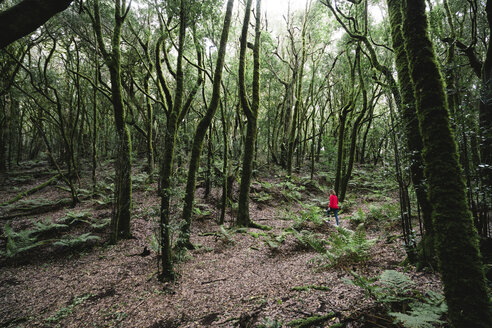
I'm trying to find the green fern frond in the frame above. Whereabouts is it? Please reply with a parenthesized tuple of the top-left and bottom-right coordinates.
(390, 300, 447, 328)
(323, 226, 374, 267)
(53, 233, 100, 248)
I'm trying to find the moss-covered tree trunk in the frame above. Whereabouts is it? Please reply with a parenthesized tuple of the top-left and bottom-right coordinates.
(92, 37, 99, 194)
(334, 103, 348, 197)
(237, 0, 261, 227)
(386, 0, 435, 267)
(158, 2, 186, 282)
(159, 112, 178, 281)
(286, 7, 309, 176)
(178, 0, 234, 249)
(340, 47, 368, 202)
(480, 1, 492, 226)
(219, 99, 229, 225)
(156, 0, 203, 281)
(402, 0, 492, 326)
(92, 0, 132, 243)
(144, 75, 154, 180)
(0, 96, 8, 173)
(334, 53, 356, 197)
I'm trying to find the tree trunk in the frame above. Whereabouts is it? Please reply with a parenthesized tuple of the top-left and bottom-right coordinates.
(402, 0, 492, 326)
(480, 1, 492, 226)
(237, 0, 261, 227)
(144, 75, 154, 180)
(340, 47, 368, 202)
(387, 0, 435, 267)
(178, 0, 234, 248)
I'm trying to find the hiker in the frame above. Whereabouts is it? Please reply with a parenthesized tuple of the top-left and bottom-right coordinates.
(328, 189, 339, 226)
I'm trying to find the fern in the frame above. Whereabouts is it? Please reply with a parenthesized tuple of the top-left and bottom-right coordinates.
(31, 219, 68, 235)
(216, 225, 235, 245)
(3, 223, 45, 257)
(252, 191, 273, 203)
(323, 225, 376, 266)
(46, 293, 92, 323)
(291, 229, 326, 253)
(344, 270, 448, 328)
(263, 230, 291, 250)
(373, 270, 415, 305)
(258, 317, 283, 328)
(349, 208, 366, 225)
(90, 218, 111, 230)
(390, 291, 447, 328)
(53, 233, 100, 248)
(299, 204, 325, 226)
(59, 210, 92, 225)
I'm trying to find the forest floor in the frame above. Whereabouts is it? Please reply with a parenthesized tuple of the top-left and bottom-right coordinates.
(0, 160, 444, 328)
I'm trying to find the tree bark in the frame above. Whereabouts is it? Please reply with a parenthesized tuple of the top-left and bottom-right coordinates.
(237, 0, 261, 227)
(402, 0, 492, 326)
(386, 0, 435, 267)
(92, 0, 132, 243)
(178, 0, 234, 249)
(0, 0, 74, 48)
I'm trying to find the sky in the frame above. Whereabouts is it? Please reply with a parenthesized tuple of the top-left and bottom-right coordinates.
(262, 0, 384, 27)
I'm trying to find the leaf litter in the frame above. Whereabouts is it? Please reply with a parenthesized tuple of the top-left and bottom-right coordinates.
(0, 165, 443, 327)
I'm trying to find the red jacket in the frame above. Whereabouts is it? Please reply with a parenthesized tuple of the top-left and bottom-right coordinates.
(329, 194, 339, 209)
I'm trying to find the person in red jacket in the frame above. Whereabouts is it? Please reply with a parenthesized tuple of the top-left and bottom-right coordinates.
(328, 189, 339, 226)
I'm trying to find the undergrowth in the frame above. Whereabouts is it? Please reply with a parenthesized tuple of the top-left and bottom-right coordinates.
(1, 210, 107, 258)
(344, 270, 448, 327)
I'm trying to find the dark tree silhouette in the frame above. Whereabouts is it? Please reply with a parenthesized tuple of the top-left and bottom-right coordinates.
(0, 0, 73, 48)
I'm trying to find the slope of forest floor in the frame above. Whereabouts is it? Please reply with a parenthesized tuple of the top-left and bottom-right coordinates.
(0, 161, 445, 328)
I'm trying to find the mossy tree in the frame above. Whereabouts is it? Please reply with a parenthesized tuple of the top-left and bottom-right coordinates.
(402, 0, 492, 326)
(386, 0, 435, 267)
(178, 0, 234, 250)
(236, 0, 261, 227)
(89, 0, 133, 243)
(156, 0, 203, 281)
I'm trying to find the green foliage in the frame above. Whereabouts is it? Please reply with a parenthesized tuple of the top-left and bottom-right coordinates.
(132, 172, 149, 190)
(3, 223, 45, 257)
(291, 229, 326, 253)
(59, 210, 92, 225)
(216, 225, 235, 245)
(344, 270, 448, 328)
(193, 206, 212, 218)
(252, 191, 273, 203)
(263, 230, 291, 251)
(90, 218, 111, 231)
(368, 202, 400, 222)
(280, 180, 305, 202)
(53, 233, 100, 248)
(287, 313, 336, 328)
(299, 203, 325, 226)
(390, 292, 447, 328)
(31, 218, 68, 235)
(258, 317, 283, 328)
(376, 269, 415, 304)
(322, 225, 376, 267)
(348, 208, 366, 225)
(45, 293, 92, 323)
(289, 203, 325, 230)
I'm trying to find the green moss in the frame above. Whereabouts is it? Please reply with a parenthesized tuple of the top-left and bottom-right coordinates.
(287, 313, 336, 328)
(387, 0, 435, 266)
(402, 0, 492, 326)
